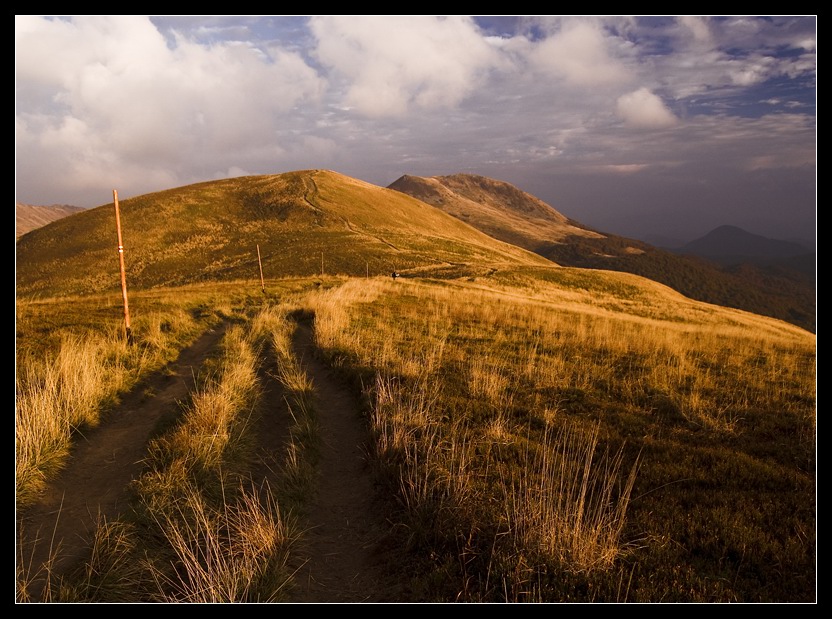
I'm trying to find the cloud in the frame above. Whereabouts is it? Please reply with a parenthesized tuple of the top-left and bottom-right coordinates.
(527, 19, 632, 87)
(309, 16, 502, 117)
(14, 16, 815, 246)
(15, 16, 324, 203)
(678, 16, 714, 49)
(616, 88, 679, 129)
(601, 164, 651, 174)
(638, 17, 817, 101)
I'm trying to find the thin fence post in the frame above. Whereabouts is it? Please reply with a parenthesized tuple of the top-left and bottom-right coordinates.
(257, 244, 265, 293)
(113, 189, 133, 345)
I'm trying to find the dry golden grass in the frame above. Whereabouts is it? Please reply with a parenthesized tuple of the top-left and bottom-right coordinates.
(146, 480, 292, 603)
(154, 324, 261, 470)
(116, 305, 300, 602)
(17, 297, 312, 602)
(304, 270, 815, 601)
(15, 268, 815, 601)
(15, 307, 200, 506)
(506, 419, 640, 573)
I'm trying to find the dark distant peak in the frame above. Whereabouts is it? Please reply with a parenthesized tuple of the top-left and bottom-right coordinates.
(711, 224, 744, 233)
(701, 225, 754, 241)
(681, 225, 811, 260)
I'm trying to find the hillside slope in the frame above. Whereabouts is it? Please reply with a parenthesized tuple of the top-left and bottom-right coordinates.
(388, 174, 816, 333)
(16, 170, 551, 298)
(16, 203, 85, 238)
(388, 173, 601, 248)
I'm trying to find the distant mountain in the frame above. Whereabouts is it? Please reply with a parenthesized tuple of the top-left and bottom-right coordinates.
(388, 173, 601, 249)
(389, 174, 815, 333)
(675, 225, 812, 264)
(16, 203, 85, 238)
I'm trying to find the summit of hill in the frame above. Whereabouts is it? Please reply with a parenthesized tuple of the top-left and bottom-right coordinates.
(15, 169, 550, 298)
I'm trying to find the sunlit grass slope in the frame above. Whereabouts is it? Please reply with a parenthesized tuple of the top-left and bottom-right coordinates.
(305, 267, 815, 601)
(16, 170, 550, 298)
(15, 262, 815, 601)
(14, 279, 318, 508)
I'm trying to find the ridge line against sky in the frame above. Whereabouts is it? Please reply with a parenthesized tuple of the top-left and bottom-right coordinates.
(15, 15, 816, 245)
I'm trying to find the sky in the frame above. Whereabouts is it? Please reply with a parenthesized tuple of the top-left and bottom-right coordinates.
(15, 15, 817, 247)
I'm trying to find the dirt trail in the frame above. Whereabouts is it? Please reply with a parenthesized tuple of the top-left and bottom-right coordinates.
(16, 322, 229, 601)
(285, 318, 408, 603)
(17, 314, 410, 603)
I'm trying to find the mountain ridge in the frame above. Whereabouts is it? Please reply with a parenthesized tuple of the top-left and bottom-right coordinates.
(389, 173, 602, 250)
(388, 173, 815, 333)
(15, 169, 815, 332)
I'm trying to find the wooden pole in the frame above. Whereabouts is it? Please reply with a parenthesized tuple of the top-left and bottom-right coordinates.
(113, 190, 133, 345)
(256, 244, 265, 293)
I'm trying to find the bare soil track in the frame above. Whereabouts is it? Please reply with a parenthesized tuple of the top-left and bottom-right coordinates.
(16, 322, 229, 601)
(284, 317, 409, 603)
(17, 313, 411, 603)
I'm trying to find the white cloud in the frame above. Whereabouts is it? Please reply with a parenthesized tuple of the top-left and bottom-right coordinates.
(796, 37, 816, 52)
(616, 88, 678, 129)
(643, 17, 817, 101)
(725, 53, 778, 87)
(309, 16, 502, 117)
(678, 16, 714, 49)
(16, 16, 324, 203)
(528, 20, 632, 87)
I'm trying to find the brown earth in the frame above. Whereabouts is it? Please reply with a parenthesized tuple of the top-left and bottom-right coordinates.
(17, 314, 408, 603)
(284, 318, 409, 603)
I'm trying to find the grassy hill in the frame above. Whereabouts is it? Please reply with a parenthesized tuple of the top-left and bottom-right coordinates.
(307, 270, 816, 601)
(16, 170, 551, 298)
(16, 169, 816, 601)
(388, 174, 816, 333)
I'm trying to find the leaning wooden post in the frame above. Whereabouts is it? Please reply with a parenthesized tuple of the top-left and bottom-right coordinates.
(256, 244, 265, 293)
(113, 189, 133, 345)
